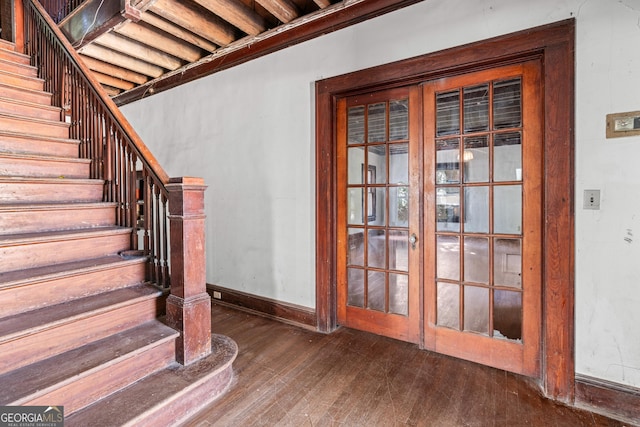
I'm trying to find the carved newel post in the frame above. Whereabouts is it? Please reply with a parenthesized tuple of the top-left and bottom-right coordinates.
(165, 177, 212, 365)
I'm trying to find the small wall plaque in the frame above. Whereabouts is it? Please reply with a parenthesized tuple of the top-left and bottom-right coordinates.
(606, 111, 640, 138)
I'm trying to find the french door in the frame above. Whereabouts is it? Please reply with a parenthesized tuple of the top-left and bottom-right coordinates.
(336, 87, 422, 344)
(422, 62, 542, 376)
(336, 60, 542, 376)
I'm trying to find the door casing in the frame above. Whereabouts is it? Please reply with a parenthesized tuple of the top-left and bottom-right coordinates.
(315, 19, 575, 401)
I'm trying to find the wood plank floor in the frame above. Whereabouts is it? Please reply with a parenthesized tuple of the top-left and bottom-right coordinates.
(183, 304, 624, 427)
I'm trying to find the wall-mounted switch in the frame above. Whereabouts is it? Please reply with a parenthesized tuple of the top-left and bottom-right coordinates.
(584, 189, 600, 210)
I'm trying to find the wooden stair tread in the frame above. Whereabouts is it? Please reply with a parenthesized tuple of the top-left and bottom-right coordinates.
(0, 96, 60, 113)
(0, 68, 44, 84)
(0, 48, 30, 64)
(0, 321, 178, 405)
(0, 152, 90, 164)
(0, 129, 78, 144)
(0, 57, 37, 73)
(0, 201, 116, 212)
(0, 176, 101, 185)
(0, 253, 142, 288)
(0, 226, 130, 246)
(0, 284, 161, 342)
(0, 82, 52, 97)
(66, 334, 238, 427)
(0, 40, 15, 50)
(0, 111, 70, 128)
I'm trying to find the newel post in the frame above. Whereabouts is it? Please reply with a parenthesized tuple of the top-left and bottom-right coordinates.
(165, 177, 211, 365)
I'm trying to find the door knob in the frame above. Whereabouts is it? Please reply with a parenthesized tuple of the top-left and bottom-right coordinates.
(409, 233, 418, 249)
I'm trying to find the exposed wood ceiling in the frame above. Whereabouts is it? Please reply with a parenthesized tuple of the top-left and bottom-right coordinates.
(57, 0, 419, 105)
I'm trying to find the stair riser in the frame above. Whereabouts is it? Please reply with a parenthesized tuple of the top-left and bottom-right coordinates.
(0, 157, 89, 179)
(0, 233, 131, 273)
(0, 262, 145, 318)
(0, 206, 115, 235)
(0, 84, 51, 104)
(0, 60, 37, 78)
(124, 365, 234, 427)
(24, 340, 176, 415)
(0, 181, 102, 203)
(0, 49, 30, 65)
(0, 134, 78, 157)
(0, 99, 60, 121)
(0, 115, 69, 138)
(0, 72, 43, 91)
(0, 297, 161, 375)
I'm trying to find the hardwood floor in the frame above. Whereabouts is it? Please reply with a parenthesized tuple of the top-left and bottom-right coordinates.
(183, 303, 624, 427)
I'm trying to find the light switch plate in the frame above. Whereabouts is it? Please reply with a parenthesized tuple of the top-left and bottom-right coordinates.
(584, 189, 600, 210)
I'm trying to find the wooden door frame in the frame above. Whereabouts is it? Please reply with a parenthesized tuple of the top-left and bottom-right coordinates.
(315, 19, 575, 401)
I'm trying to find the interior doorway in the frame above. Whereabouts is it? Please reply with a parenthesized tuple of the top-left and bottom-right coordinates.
(316, 19, 575, 399)
(335, 61, 542, 377)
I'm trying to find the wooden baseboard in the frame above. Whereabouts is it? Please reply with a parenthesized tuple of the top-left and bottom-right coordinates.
(206, 284, 317, 331)
(575, 374, 640, 426)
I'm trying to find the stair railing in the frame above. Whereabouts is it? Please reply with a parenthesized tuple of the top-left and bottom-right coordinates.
(23, 0, 171, 289)
(22, 0, 213, 365)
(38, 0, 84, 23)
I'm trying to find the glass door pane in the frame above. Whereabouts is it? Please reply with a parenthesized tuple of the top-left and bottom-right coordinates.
(433, 76, 525, 342)
(345, 98, 410, 315)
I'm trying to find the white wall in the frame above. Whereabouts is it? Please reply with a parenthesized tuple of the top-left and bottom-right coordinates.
(121, 0, 640, 389)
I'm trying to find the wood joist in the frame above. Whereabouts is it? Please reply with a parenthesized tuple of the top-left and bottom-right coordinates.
(52, 0, 416, 100)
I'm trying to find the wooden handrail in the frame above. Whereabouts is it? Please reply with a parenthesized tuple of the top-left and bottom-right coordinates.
(23, 0, 171, 287)
(22, 0, 213, 364)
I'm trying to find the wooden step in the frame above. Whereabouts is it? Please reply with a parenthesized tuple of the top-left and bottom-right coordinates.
(0, 69, 44, 91)
(0, 58, 38, 77)
(0, 202, 116, 235)
(0, 321, 178, 415)
(66, 334, 238, 427)
(0, 131, 79, 157)
(0, 96, 61, 121)
(0, 82, 51, 104)
(0, 113, 69, 138)
(0, 284, 163, 375)
(0, 255, 146, 318)
(0, 177, 103, 203)
(0, 226, 132, 273)
(0, 47, 30, 65)
(0, 152, 89, 179)
(0, 39, 15, 51)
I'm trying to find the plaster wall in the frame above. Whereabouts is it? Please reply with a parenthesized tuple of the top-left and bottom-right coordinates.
(121, 0, 640, 388)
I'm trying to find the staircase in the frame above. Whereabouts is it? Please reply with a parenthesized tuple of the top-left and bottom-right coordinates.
(0, 38, 235, 426)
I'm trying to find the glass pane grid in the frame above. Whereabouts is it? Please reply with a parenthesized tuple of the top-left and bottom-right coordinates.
(435, 77, 524, 341)
(346, 99, 410, 317)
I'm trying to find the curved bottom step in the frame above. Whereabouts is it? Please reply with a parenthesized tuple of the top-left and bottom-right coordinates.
(65, 334, 238, 427)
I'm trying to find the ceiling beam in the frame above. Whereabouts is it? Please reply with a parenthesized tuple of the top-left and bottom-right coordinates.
(313, 0, 331, 8)
(139, 12, 218, 53)
(115, 22, 204, 62)
(192, 0, 267, 36)
(80, 56, 149, 85)
(79, 44, 165, 77)
(92, 71, 137, 91)
(115, 0, 423, 105)
(150, 0, 236, 46)
(94, 32, 183, 70)
(255, 0, 300, 23)
(102, 85, 122, 97)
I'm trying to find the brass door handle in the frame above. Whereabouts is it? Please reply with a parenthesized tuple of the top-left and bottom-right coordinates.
(409, 233, 418, 249)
